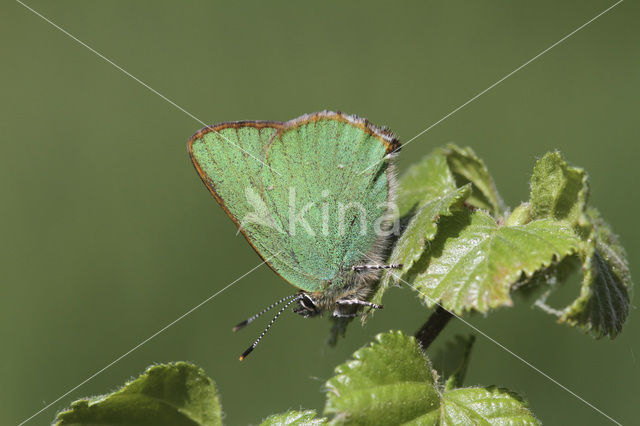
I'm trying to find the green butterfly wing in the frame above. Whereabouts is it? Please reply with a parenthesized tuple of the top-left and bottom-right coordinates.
(188, 111, 399, 293)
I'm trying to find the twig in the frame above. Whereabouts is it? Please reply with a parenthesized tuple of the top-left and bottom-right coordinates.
(415, 305, 453, 350)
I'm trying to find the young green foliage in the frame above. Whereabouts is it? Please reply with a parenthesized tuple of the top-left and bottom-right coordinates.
(441, 387, 538, 425)
(529, 151, 589, 224)
(324, 331, 539, 425)
(374, 145, 507, 309)
(528, 153, 631, 338)
(435, 144, 505, 217)
(373, 146, 630, 335)
(261, 410, 327, 425)
(54, 362, 222, 426)
(325, 331, 439, 424)
(390, 205, 580, 314)
(412, 211, 580, 313)
(557, 208, 631, 337)
(395, 153, 458, 219)
(371, 184, 471, 306)
(51, 335, 538, 426)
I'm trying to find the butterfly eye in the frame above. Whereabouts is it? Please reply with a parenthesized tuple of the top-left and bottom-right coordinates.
(300, 294, 317, 310)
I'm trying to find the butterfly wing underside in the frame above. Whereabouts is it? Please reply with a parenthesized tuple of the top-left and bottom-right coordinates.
(188, 112, 397, 292)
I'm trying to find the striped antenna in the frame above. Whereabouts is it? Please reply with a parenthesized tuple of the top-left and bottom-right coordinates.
(232, 293, 300, 332)
(238, 295, 302, 361)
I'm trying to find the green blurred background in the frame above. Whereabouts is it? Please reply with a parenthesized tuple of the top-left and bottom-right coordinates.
(2, 1, 638, 424)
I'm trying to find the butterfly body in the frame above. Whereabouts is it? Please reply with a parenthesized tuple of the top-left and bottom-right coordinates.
(188, 111, 400, 320)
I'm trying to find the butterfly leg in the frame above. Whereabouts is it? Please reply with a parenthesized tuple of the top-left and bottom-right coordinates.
(333, 298, 383, 318)
(351, 264, 402, 272)
(335, 299, 383, 310)
(332, 311, 360, 318)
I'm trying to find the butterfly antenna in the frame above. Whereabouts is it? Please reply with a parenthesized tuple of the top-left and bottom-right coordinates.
(238, 295, 302, 361)
(232, 293, 300, 332)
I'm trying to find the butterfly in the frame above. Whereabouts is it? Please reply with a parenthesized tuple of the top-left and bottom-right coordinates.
(188, 111, 402, 359)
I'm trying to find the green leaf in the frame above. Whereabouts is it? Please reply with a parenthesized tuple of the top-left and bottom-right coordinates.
(371, 185, 471, 306)
(395, 153, 457, 219)
(527, 152, 631, 338)
(391, 185, 472, 276)
(529, 151, 589, 224)
(504, 202, 533, 227)
(406, 209, 580, 314)
(430, 335, 476, 391)
(54, 362, 222, 426)
(558, 208, 631, 338)
(514, 253, 582, 303)
(441, 387, 539, 425)
(324, 331, 539, 425)
(325, 331, 439, 425)
(436, 144, 504, 216)
(261, 410, 327, 425)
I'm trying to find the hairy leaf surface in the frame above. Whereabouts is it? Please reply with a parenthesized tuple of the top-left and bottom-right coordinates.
(54, 362, 222, 426)
(325, 331, 539, 425)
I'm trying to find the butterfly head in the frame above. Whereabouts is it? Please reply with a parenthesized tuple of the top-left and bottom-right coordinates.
(232, 290, 383, 360)
(292, 293, 322, 318)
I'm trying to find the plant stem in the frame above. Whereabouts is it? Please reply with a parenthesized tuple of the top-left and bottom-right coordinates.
(415, 305, 453, 350)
